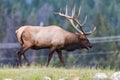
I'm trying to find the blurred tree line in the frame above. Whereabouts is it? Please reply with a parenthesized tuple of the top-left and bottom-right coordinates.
(0, 0, 120, 69)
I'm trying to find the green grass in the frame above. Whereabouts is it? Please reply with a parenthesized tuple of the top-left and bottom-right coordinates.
(0, 66, 115, 80)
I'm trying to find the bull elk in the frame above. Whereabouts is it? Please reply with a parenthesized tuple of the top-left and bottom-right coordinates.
(16, 6, 96, 67)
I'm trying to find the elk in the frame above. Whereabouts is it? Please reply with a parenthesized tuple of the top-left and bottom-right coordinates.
(16, 6, 96, 67)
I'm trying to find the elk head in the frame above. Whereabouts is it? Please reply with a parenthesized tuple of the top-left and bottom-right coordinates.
(55, 6, 96, 50)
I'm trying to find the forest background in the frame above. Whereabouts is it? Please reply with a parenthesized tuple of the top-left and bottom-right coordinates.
(0, 0, 120, 69)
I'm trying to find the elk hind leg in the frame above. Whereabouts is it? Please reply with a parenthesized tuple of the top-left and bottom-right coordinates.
(16, 47, 23, 67)
(16, 45, 30, 67)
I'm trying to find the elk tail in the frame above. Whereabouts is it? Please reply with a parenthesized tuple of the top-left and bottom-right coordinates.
(20, 31, 24, 45)
(16, 29, 24, 45)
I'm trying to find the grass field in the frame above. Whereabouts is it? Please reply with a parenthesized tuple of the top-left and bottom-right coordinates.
(0, 66, 115, 80)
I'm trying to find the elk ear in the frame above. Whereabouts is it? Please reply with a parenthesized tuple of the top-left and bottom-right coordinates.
(85, 27, 96, 35)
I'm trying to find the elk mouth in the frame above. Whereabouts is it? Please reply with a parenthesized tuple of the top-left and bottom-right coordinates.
(86, 45, 92, 50)
(89, 45, 92, 48)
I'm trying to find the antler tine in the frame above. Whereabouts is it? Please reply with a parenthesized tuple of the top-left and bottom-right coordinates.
(71, 6, 86, 34)
(81, 16, 87, 26)
(77, 6, 81, 19)
(65, 5, 68, 15)
(54, 8, 61, 15)
(74, 15, 87, 27)
(72, 5, 76, 18)
(68, 19, 83, 34)
(85, 27, 96, 35)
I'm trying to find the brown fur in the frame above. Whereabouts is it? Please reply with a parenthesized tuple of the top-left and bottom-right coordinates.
(16, 25, 92, 67)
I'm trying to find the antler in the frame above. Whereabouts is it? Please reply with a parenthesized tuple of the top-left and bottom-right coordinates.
(55, 6, 96, 35)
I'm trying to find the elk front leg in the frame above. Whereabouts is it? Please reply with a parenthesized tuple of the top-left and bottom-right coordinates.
(45, 47, 56, 67)
(56, 49, 65, 67)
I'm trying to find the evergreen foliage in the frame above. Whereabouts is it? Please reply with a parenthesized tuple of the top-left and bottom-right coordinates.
(0, 0, 120, 69)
